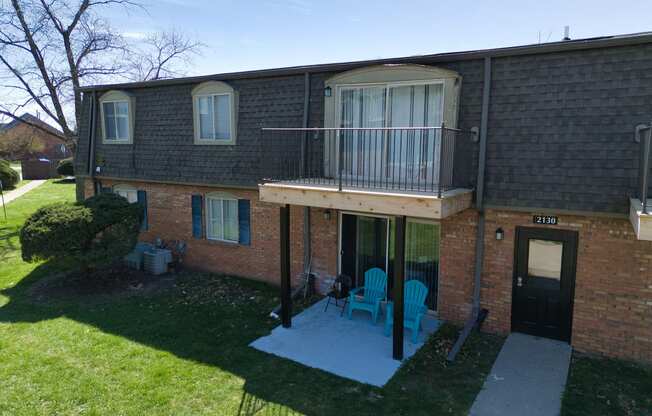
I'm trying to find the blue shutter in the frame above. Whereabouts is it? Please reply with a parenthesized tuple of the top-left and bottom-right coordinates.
(191, 194, 203, 238)
(137, 190, 148, 231)
(238, 199, 251, 246)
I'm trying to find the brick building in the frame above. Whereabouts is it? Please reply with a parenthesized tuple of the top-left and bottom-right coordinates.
(0, 113, 69, 161)
(75, 32, 652, 362)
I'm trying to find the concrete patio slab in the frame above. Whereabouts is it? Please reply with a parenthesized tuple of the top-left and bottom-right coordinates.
(250, 298, 441, 387)
(469, 332, 572, 416)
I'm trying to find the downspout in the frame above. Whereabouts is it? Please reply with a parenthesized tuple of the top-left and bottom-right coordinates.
(86, 91, 98, 195)
(302, 72, 312, 278)
(447, 56, 492, 361)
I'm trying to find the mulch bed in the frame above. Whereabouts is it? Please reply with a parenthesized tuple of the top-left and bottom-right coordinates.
(29, 263, 177, 302)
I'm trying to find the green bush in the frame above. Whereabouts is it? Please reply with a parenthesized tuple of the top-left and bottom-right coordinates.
(0, 159, 19, 189)
(20, 192, 143, 273)
(56, 158, 74, 176)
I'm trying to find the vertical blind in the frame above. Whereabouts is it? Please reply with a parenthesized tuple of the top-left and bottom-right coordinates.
(338, 83, 444, 183)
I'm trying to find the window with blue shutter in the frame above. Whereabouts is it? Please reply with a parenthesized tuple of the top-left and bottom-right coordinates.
(137, 190, 148, 231)
(238, 199, 251, 246)
(191, 194, 203, 238)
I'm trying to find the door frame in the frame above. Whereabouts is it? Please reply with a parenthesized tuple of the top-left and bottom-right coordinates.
(337, 212, 442, 312)
(511, 226, 578, 343)
(337, 211, 391, 283)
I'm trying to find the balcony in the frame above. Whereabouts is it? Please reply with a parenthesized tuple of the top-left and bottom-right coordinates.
(258, 127, 476, 219)
(630, 125, 652, 240)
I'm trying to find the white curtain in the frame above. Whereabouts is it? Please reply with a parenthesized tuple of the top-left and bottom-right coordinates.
(337, 83, 444, 187)
(387, 84, 443, 184)
(340, 86, 386, 180)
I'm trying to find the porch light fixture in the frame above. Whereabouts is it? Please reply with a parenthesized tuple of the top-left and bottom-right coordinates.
(495, 228, 504, 241)
(323, 210, 331, 221)
(324, 86, 332, 97)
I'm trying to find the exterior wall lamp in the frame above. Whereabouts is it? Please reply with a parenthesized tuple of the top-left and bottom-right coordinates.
(324, 86, 332, 97)
(323, 210, 331, 221)
(495, 228, 504, 241)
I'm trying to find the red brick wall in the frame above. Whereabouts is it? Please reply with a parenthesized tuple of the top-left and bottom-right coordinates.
(438, 209, 478, 325)
(83, 179, 338, 290)
(83, 180, 652, 361)
(482, 209, 652, 362)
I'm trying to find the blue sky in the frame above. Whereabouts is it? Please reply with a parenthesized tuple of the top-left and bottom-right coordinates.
(109, 0, 652, 76)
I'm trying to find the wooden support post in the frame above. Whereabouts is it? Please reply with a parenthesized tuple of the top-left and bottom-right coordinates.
(393, 215, 406, 360)
(280, 204, 292, 328)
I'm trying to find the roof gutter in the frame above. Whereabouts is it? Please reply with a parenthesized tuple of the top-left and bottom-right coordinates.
(86, 91, 98, 192)
(447, 56, 492, 362)
(77, 32, 652, 92)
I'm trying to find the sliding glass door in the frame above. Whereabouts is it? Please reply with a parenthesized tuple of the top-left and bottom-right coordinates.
(387, 218, 440, 311)
(339, 86, 386, 181)
(340, 213, 389, 289)
(338, 82, 444, 186)
(387, 83, 443, 184)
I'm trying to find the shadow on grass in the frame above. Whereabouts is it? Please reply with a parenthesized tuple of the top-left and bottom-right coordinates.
(0, 262, 504, 416)
(0, 226, 19, 261)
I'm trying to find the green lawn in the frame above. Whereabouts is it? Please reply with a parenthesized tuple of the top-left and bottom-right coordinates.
(1, 181, 649, 415)
(562, 353, 652, 416)
(0, 180, 505, 415)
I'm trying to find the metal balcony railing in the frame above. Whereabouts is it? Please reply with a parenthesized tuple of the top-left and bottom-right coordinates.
(638, 125, 651, 214)
(260, 126, 476, 197)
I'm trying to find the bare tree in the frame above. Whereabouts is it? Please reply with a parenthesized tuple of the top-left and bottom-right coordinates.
(0, 0, 203, 149)
(129, 30, 203, 81)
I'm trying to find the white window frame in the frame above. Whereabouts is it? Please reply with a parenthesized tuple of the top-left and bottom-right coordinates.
(192, 81, 237, 145)
(113, 184, 138, 204)
(205, 194, 239, 243)
(336, 79, 446, 129)
(99, 90, 134, 144)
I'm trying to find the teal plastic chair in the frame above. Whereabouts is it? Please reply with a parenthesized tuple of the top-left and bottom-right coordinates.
(384, 280, 429, 343)
(347, 268, 387, 324)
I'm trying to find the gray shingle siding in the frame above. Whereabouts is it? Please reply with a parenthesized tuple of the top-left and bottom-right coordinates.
(75, 43, 652, 215)
(485, 44, 652, 213)
(86, 75, 309, 187)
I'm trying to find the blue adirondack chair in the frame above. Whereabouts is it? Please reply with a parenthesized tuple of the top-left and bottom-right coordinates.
(384, 280, 429, 343)
(347, 267, 387, 324)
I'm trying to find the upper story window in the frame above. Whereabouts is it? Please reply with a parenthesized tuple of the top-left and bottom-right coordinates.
(99, 90, 134, 144)
(324, 64, 461, 130)
(192, 81, 237, 145)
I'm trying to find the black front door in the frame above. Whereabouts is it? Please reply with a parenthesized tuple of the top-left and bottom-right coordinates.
(512, 227, 578, 342)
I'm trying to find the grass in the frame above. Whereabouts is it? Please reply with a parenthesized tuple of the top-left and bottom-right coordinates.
(2, 181, 649, 415)
(0, 180, 505, 415)
(562, 353, 652, 416)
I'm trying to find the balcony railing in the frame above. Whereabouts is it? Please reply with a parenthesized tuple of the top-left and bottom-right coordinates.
(638, 125, 651, 214)
(260, 126, 476, 197)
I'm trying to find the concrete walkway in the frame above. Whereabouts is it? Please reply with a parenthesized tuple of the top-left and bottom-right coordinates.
(469, 333, 572, 416)
(0, 180, 46, 206)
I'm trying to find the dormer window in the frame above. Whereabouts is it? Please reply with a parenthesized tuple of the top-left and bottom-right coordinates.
(192, 81, 237, 145)
(99, 90, 134, 144)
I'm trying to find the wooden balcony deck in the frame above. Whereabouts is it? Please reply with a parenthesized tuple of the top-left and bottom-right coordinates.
(259, 180, 473, 219)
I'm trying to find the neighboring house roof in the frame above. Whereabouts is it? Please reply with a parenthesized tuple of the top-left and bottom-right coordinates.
(0, 113, 64, 138)
(79, 31, 652, 92)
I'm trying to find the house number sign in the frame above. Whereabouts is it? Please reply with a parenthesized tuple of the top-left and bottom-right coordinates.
(533, 215, 558, 225)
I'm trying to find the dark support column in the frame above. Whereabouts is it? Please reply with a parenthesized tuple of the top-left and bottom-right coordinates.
(280, 204, 292, 328)
(393, 215, 407, 360)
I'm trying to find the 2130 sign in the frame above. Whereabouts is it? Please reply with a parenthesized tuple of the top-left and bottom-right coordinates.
(533, 215, 558, 225)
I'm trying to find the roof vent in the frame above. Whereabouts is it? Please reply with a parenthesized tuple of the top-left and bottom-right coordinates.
(563, 26, 571, 41)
